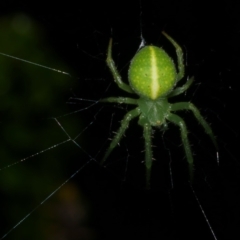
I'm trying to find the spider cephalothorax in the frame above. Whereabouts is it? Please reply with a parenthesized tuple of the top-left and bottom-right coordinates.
(101, 32, 217, 187)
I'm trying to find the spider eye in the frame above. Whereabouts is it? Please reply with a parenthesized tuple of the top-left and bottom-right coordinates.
(128, 46, 177, 100)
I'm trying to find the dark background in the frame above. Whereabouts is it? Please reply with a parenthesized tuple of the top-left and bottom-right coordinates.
(0, 1, 239, 240)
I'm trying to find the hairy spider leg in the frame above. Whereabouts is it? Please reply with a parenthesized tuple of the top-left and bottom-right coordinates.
(168, 76, 194, 98)
(101, 108, 141, 164)
(143, 123, 152, 189)
(167, 113, 194, 181)
(171, 102, 218, 149)
(100, 97, 138, 105)
(162, 31, 185, 82)
(100, 100, 155, 189)
(106, 39, 134, 94)
(167, 103, 217, 180)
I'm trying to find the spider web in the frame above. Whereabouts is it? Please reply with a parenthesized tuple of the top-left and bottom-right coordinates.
(0, 2, 239, 240)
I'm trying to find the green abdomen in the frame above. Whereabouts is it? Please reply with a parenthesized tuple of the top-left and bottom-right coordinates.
(128, 46, 177, 100)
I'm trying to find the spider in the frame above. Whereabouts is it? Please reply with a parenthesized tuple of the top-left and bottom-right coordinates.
(100, 32, 217, 187)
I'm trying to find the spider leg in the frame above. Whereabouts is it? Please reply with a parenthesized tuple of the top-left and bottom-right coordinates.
(168, 77, 194, 98)
(162, 31, 184, 82)
(143, 122, 153, 189)
(106, 39, 134, 94)
(100, 97, 138, 105)
(171, 102, 217, 149)
(101, 107, 141, 164)
(167, 113, 194, 181)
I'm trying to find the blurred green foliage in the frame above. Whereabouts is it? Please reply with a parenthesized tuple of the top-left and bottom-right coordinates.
(0, 14, 92, 240)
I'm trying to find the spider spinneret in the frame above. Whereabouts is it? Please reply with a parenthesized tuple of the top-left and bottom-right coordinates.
(101, 31, 217, 188)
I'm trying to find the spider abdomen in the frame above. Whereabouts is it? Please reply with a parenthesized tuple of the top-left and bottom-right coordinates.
(128, 46, 177, 100)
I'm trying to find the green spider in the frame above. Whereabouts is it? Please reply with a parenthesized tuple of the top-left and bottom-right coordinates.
(100, 32, 217, 187)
